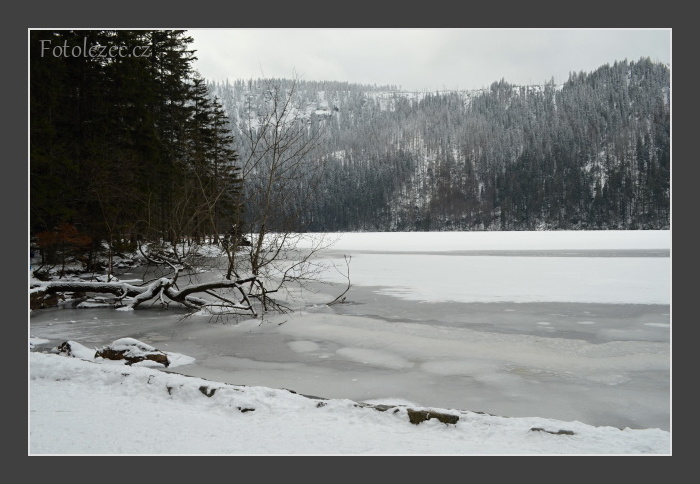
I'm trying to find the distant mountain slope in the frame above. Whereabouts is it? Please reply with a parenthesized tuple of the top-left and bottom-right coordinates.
(209, 57, 670, 231)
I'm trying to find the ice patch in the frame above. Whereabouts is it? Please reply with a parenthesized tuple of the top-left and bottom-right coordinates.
(420, 359, 498, 376)
(585, 373, 631, 386)
(30, 337, 50, 348)
(576, 321, 596, 325)
(205, 355, 302, 371)
(536, 322, 551, 326)
(644, 323, 670, 328)
(335, 347, 414, 370)
(473, 370, 530, 389)
(287, 340, 320, 353)
(321, 252, 670, 305)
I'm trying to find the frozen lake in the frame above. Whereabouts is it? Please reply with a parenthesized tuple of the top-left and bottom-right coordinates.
(29, 230, 671, 431)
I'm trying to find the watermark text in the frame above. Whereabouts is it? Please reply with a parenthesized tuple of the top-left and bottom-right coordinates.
(39, 38, 151, 58)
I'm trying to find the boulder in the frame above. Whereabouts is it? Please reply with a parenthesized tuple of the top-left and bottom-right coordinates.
(94, 338, 170, 367)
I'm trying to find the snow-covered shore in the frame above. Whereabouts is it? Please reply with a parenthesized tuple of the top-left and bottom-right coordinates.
(29, 349, 670, 455)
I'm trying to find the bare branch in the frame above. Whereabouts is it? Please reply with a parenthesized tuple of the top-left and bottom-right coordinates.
(327, 255, 352, 306)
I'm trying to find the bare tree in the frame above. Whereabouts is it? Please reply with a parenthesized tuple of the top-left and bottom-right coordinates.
(227, 75, 344, 314)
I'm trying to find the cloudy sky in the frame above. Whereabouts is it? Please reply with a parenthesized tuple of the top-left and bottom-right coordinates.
(188, 29, 671, 92)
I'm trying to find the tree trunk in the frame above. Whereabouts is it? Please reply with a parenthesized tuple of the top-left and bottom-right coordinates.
(30, 274, 257, 316)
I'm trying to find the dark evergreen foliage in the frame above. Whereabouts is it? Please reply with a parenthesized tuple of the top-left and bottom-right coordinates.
(30, 30, 244, 257)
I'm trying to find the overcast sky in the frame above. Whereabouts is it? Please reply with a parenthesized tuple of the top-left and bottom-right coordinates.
(188, 29, 671, 92)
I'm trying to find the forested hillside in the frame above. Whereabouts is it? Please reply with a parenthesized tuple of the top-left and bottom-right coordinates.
(210, 57, 670, 231)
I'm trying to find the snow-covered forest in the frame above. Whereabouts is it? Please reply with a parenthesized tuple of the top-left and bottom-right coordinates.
(209, 58, 669, 232)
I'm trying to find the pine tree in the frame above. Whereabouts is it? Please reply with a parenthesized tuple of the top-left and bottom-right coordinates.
(30, 29, 245, 258)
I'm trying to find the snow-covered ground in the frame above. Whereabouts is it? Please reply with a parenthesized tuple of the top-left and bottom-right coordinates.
(29, 230, 671, 455)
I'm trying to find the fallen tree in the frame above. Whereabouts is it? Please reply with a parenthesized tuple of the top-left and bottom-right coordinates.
(30, 234, 353, 321)
(30, 264, 258, 317)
